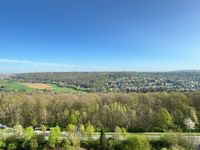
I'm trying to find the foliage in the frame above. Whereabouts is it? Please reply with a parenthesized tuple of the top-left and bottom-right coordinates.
(23, 126, 35, 142)
(79, 124, 86, 136)
(184, 118, 195, 130)
(0, 127, 197, 150)
(13, 124, 23, 137)
(123, 135, 151, 150)
(67, 112, 79, 125)
(66, 134, 80, 148)
(29, 137, 38, 150)
(22, 126, 36, 149)
(86, 122, 95, 139)
(48, 126, 62, 148)
(114, 126, 123, 140)
(0, 92, 200, 132)
(154, 108, 173, 131)
(107, 138, 122, 150)
(7, 143, 17, 150)
(100, 125, 107, 150)
(150, 133, 195, 150)
(81, 140, 99, 150)
(67, 124, 76, 133)
(40, 125, 47, 132)
(0, 139, 6, 149)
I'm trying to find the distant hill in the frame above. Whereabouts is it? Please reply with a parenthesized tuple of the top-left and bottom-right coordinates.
(170, 70, 200, 73)
(11, 71, 200, 93)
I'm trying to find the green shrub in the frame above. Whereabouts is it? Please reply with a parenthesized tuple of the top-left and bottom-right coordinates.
(0, 139, 6, 149)
(123, 135, 151, 150)
(79, 124, 86, 137)
(86, 122, 95, 139)
(107, 138, 122, 150)
(150, 134, 195, 150)
(22, 126, 36, 149)
(114, 126, 123, 140)
(37, 134, 47, 150)
(81, 140, 99, 150)
(67, 124, 76, 133)
(29, 137, 38, 150)
(63, 139, 75, 150)
(7, 143, 17, 150)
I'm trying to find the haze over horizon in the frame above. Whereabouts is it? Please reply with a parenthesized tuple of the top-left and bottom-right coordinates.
(0, 0, 200, 73)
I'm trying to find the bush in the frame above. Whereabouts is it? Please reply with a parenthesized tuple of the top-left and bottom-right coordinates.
(123, 135, 151, 150)
(79, 124, 86, 137)
(63, 139, 75, 150)
(5, 136, 21, 150)
(114, 127, 123, 140)
(107, 138, 123, 150)
(0, 139, 6, 149)
(29, 137, 38, 150)
(37, 134, 47, 150)
(67, 124, 76, 133)
(22, 126, 36, 149)
(81, 140, 99, 150)
(150, 133, 195, 150)
(7, 143, 17, 150)
(86, 122, 95, 139)
(68, 134, 80, 147)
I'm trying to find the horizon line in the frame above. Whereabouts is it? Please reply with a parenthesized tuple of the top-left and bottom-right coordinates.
(0, 58, 200, 74)
(1, 70, 200, 75)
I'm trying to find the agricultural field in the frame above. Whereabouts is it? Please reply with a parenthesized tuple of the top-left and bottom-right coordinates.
(0, 80, 85, 93)
(23, 83, 51, 90)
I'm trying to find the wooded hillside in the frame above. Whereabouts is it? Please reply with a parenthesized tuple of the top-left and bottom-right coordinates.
(1, 91, 200, 132)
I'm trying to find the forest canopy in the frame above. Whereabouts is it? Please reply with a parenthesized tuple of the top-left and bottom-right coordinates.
(0, 91, 200, 132)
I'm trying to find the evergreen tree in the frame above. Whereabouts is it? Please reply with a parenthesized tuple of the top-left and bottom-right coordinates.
(100, 125, 107, 150)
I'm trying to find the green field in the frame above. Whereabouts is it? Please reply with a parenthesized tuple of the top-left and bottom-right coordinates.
(0, 80, 86, 93)
(0, 80, 35, 92)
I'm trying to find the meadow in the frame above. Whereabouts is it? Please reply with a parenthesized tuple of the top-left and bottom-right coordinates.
(0, 80, 85, 93)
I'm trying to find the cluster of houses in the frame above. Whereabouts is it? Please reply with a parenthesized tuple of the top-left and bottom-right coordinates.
(104, 76, 200, 92)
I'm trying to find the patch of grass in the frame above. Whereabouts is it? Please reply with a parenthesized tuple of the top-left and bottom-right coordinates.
(0, 80, 35, 92)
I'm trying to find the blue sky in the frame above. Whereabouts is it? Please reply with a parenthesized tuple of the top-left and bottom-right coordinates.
(0, 0, 200, 73)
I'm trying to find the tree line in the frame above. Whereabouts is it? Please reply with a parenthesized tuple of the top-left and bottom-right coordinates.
(0, 125, 195, 150)
(0, 91, 200, 132)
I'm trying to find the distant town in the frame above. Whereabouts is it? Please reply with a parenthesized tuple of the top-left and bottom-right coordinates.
(3, 71, 200, 93)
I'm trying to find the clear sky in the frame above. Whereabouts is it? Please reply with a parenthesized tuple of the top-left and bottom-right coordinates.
(0, 0, 200, 73)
